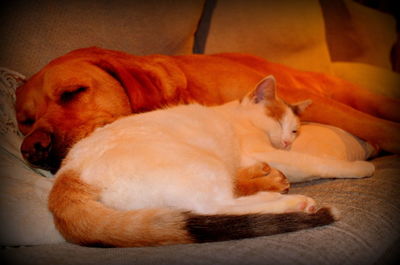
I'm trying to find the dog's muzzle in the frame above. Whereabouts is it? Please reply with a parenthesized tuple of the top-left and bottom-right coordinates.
(20, 129, 60, 173)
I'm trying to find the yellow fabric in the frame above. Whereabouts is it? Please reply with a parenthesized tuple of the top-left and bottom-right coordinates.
(332, 62, 400, 99)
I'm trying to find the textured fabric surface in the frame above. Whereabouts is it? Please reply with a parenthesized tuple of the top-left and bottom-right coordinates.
(2, 155, 399, 265)
(0, 151, 63, 246)
(205, 0, 333, 74)
(0, 0, 204, 77)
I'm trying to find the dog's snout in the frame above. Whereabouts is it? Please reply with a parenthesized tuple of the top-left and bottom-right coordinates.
(21, 130, 53, 167)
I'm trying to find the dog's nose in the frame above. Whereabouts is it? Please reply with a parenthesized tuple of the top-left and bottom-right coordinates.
(20, 130, 53, 167)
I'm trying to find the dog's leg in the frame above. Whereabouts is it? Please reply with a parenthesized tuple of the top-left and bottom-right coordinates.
(321, 77, 400, 123)
(214, 53, 400, 122)
(300, 93, 400, 154)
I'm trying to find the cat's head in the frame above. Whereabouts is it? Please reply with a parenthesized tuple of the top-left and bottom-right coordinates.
(241, 75, 312, 150)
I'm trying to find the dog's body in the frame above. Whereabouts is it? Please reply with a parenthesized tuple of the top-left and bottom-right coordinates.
(16, 47, 400, 173)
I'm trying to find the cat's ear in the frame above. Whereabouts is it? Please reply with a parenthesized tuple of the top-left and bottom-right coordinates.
(245, 75, 277, 104)
(291, 99, 312, 115)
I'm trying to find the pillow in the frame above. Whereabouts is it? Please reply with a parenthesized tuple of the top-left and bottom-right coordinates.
(293, 122, 374, 161)
(0, 67, 24, 158)
(0, 68, 63, 246)
(205, 0, 333, 74)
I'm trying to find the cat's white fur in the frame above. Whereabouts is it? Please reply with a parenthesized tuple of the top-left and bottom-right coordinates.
(57, 76, 374, 216)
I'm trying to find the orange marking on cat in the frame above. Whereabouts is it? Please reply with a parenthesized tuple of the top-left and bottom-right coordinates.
(265, 100, 287, 121)
(48, 170, 192, 247)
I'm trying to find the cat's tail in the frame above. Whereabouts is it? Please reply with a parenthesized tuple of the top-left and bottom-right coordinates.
(49, 170, 339, 247)
(186, 207, 339, 243)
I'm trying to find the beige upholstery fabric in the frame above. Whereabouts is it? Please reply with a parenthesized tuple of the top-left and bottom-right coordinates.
(0, 0, 204, 77)
(205, 0, 333, 74)
(2, 155, 400, 265)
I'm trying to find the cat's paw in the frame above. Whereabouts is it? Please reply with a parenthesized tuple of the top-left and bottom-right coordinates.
(279, 195, 317, 214)
(350, 161, 375, 178)
(263, 167, 290, 193)
(236, 162, 290, 196)
(253, 162, 290, 193)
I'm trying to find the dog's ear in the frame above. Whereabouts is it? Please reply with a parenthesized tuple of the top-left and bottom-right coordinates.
(92, 58, 158, 113)
(91, 53, 186, 113)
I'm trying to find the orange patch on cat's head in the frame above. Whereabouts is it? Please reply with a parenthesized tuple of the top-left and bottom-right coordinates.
(265, 99, 288, 121)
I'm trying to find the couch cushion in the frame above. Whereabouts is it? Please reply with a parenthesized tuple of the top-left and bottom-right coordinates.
(2, 155, 399, 265)
(320, 0, 397, 69)
(204, 0, 333, 74)
(0, 0, 205, 77)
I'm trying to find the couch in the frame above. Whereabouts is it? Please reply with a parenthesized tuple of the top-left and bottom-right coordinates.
(1, 0, 399, 264)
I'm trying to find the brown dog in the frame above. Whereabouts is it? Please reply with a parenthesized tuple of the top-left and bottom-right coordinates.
(16, 47, 400, 173)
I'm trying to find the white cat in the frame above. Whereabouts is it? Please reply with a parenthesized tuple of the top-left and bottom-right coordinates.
(49, 76, 362, 247)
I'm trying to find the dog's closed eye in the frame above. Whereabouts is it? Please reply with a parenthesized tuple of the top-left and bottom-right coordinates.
(59, 86, 88, 104)
(21, 118, 35, 127)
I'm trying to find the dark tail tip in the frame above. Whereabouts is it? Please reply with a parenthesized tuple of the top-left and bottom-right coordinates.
(186, 206, 339, 243)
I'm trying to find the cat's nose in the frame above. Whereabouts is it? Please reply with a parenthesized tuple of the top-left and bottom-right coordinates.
(282, 140, 291, 149)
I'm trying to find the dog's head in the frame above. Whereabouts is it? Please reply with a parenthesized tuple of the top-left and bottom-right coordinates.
(16, 47, 186, 173)
(16, 52, 131, 173)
